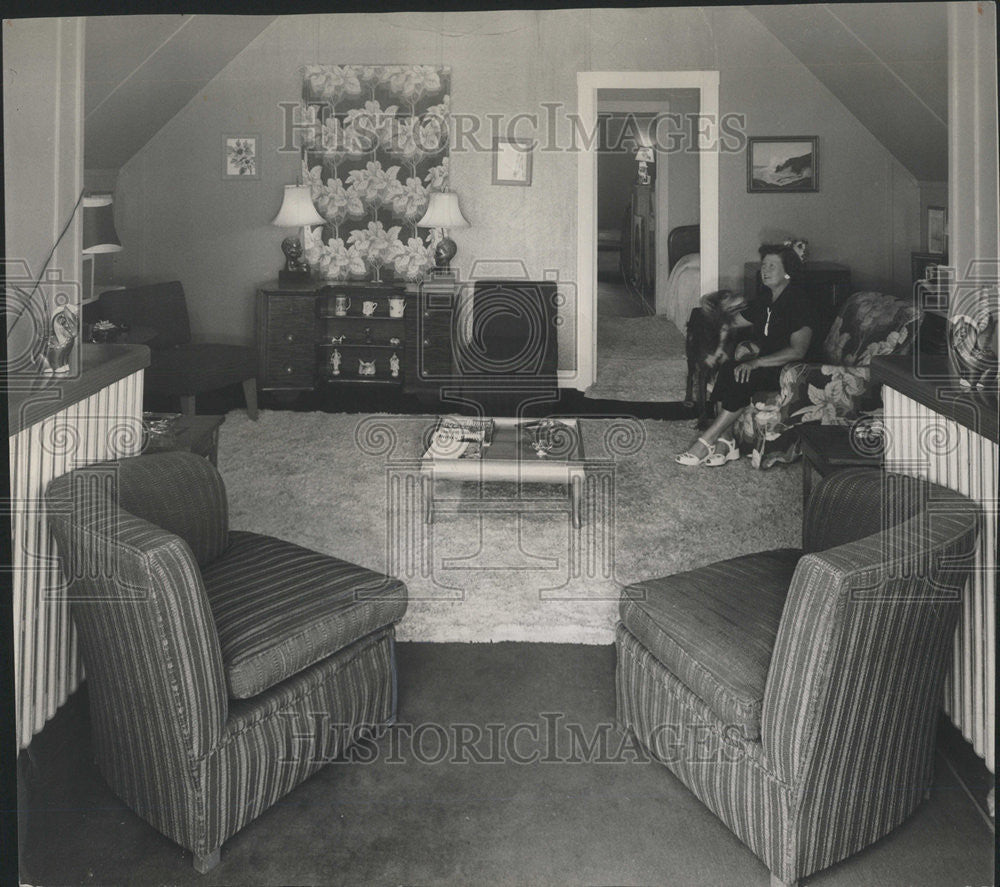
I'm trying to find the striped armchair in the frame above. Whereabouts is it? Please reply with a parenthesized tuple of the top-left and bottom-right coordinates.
(616, 469, 978, 887)
(45, 452, 407, 873)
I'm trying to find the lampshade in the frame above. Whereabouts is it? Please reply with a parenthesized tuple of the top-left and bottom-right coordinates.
(82, 194, 122, 254)
(635, 146, 655, 164)
(271, 184, 325, 227)
(416, 191, 469, 230)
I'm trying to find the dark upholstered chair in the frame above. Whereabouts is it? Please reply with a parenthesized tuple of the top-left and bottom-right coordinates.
(46, 452, 406, 872)
(97, 281, 258, 418)
(616, 469, 978, 887)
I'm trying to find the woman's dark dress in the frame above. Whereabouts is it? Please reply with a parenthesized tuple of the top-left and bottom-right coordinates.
(711, 281, 819, 412)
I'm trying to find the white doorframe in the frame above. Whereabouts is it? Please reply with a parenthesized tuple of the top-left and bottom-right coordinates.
(576, 70, 719, 390)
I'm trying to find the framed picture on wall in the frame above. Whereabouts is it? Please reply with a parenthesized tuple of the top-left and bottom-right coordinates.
(927, 205, 947, 253)
(747, 137, 818, 192)
(223, 134, 260, 179)
(492, 137, 533, 186)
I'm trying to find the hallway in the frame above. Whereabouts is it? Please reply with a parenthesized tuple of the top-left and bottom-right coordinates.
(589, 269, 688, 403)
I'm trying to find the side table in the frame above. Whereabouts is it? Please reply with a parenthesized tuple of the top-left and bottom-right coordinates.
(797, 423, 882, 515)
(144, 414, 226, 465)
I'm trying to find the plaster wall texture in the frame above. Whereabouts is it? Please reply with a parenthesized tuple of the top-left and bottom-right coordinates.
(114, 7, 920, 369)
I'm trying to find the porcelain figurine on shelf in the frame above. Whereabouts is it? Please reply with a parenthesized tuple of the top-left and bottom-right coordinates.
(330, 348, 341, 375)
(359, 358, 376, 376)
(390, 352, 400, 377)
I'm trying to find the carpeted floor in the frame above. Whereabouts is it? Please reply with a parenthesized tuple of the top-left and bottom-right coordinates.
(16, 643, 995, 886)
(216, 410, 802, 644)
(589, 314, 688, 402)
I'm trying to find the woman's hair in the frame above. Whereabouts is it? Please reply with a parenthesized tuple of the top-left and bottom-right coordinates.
(758, 243, 804, 282)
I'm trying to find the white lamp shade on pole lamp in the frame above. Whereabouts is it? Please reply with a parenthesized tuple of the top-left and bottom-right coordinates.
(82, 194, 122, 254)
(82, 193, 122, 304)
(416, 191, 469, 271)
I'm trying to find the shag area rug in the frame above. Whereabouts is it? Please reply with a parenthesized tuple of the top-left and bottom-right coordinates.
(217, 410, 801, 643)
(587, 315, 688, 402)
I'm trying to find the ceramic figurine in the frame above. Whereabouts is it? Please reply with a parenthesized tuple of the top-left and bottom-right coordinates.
(41, 305, 78, 375)
(330, 348, 341, 375)
(388, 336, 401, 346)
(390, 353, 400, 377)
(359, 358, 376, 376)
(364, 327, 374, 345)
(950, 294, 998, 390)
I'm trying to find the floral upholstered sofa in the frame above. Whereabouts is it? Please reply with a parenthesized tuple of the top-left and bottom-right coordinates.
(736, 292, 922, 469)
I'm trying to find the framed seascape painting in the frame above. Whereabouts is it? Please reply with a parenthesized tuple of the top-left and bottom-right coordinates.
(223, 134, 260, 179)
(747, 137, 818, 192)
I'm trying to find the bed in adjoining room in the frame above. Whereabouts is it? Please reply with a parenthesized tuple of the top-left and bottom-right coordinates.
(658, 223, 701, 330)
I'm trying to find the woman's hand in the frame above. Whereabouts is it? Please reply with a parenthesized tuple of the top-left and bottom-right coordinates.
(734, 358, 758, 383)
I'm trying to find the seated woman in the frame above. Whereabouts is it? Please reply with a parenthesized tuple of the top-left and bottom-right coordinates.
(676, 243, 818, 466)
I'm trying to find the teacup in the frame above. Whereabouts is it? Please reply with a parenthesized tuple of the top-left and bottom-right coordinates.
(334, 295, 351, 316)
(388, 298, 405, 318)
(362, 300, 378, 316)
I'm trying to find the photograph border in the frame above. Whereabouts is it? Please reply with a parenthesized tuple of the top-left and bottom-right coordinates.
(223, 133, 261, 180)
(746, 136, 818, 193)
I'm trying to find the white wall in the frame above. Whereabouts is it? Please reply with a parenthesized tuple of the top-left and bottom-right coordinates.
(112, 7, 923, 367)
(3, 17, 85, 376)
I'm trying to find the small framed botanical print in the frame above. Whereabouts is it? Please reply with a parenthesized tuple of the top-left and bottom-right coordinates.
(223, 134, 260, 179)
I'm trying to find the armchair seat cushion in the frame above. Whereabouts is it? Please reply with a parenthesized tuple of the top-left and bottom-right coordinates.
(146, 344, 256, 397)
(202, 531, 407, 698)
(619, 548, 801, 739)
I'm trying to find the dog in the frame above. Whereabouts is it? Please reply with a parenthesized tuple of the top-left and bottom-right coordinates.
(684, 289, 752, 429)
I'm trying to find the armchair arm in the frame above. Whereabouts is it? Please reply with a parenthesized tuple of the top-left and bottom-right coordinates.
(45, 473, 229, 760)
(762, 478, 978, 788)
(117, 452, 229, 567)
(773, 361, 873, 426)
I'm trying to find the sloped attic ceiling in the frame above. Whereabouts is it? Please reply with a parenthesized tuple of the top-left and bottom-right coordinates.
(85, 14, 275, 170)
(747, 3, 948, 182)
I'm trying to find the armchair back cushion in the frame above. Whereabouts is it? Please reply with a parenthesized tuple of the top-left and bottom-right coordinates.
(46, 466, 229, 760)
(100, 281, 192, 349)
(822, 291, 921, 366)
(115, 451, 230, 567)
(762, 470, 979, 784)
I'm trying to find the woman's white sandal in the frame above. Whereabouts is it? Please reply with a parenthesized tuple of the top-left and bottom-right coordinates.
(705, 437, 740, 467)
(675, 437, 716, 466)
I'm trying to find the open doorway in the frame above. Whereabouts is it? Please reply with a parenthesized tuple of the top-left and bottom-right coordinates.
(589, 90, 702, 401)
(575, 71, 719, 396)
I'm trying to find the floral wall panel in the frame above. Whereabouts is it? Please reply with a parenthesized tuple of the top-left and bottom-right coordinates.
(300, 65, 450, 282)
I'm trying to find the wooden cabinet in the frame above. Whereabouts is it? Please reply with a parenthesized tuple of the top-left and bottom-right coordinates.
(256, 280, 410, 394)
(256, 283, 319, 391)
(404, 278, 458, 399)
(316, 282, 408, 386)
(744, 260, 852, 316)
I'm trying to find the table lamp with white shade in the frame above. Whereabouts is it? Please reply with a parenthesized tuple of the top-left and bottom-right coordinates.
(271, 183, 325, 283)
(416, 191, 469, 273)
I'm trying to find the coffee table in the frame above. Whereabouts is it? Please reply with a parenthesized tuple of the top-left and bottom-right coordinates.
(420, 417, 587, 527)
(143, 413, 226, 465)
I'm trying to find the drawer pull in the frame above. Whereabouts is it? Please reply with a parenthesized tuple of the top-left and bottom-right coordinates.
(285, 365, 294, 374)
(285, 333, 295, 343)
(423, 339, 431, 346)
